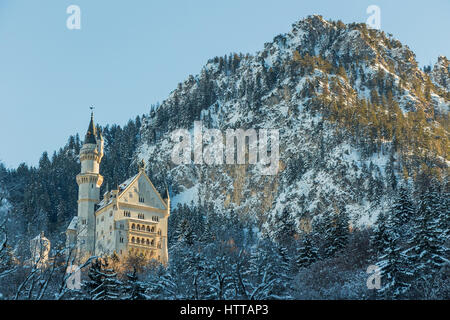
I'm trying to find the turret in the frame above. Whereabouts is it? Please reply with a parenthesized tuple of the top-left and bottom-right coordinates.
(163, 187, 170, 211)
(97, 127, 104, 163)
(75, 112, 104, 259)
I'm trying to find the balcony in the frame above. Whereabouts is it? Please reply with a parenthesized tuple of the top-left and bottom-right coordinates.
(128, 242, 157, 249)
(129, 224, 159, 235)
(129, 230, 157, 237)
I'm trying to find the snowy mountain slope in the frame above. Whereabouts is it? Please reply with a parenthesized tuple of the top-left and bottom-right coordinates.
(135, 15, 449, 237)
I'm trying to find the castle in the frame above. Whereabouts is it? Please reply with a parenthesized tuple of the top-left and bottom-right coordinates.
(66, 113, 170, 264)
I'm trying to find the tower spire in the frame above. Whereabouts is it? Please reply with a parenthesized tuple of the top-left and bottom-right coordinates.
(85, 108, 97, 144)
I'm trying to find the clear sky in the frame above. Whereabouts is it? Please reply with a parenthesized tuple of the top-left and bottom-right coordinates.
(0, 0, 449, 168)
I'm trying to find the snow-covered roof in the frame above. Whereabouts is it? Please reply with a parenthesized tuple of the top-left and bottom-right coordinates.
(96, 173, 140, 211)
(96, 196, 113, 210)
(31, 232, 49, 241)
(67, 216, 78, 231)
(118, 173, 139, 193)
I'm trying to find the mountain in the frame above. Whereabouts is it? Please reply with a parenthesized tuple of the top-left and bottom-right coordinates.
(1, 15, 448, 244)
(0, 14, 449, 300)
(135, 15, 448, 236)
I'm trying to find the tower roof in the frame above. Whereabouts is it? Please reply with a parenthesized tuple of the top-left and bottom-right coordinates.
(163, 187, 170, 200)
(84, 112, 97, 144)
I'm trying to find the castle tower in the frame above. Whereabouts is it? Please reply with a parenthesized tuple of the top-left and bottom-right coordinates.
(76, 112, 104, 258)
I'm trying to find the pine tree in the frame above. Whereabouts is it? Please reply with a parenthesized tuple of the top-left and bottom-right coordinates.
(295, 234, 318, 269)
(389, 185, 415, 241)
(174, 218, 196, 246)
(123, 267, 147, 300)
(371, 211, 390, 256)
(272, 208, 297, 248)
(272, 243, 293, 298)
(407, 183, 449, 283)
(391, 185, 415, 226)
(385, 153, 397, 193)
(0, 225, 15, 282)
(246, 240, 291, 299)
(324, 209, 349, 257)
(377, 225, 412, 298)
(436, 180, 449, 242)
(84, 259, 122, 300)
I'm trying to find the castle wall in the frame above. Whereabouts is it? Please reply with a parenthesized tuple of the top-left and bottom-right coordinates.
(95, 202, 168, 264)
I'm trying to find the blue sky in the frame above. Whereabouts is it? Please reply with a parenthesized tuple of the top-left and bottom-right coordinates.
(0, 0, 449, 168)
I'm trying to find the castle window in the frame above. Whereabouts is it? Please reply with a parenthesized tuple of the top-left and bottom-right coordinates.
(138, 213, 144, 219)
(131, 237, 135, 243)
(146, 226, 150, 232)
(82, 219, 86, 225)
(131, 224, 135, 230)
(120, 224, 124, 230)
(151, 240, 154, 246)
(123, 211, 131, 217)
(146, 239, 150, 245)
(151, 226, 155, 233)
(139, 196, 144, 203)
(157, 229, 161, 236)
(137, 224, 140, 231)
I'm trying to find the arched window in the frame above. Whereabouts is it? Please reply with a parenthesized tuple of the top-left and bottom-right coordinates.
(137, 225, 140, 231)
(146, 226, 150, 232)
(131, 237, 135, 243)
(131, 223, 135, 230)
(151, 240, 154, 246)
(136, 237, 140, 244)
(146, 239, 150, 245)
(151, 226, 155, 233)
